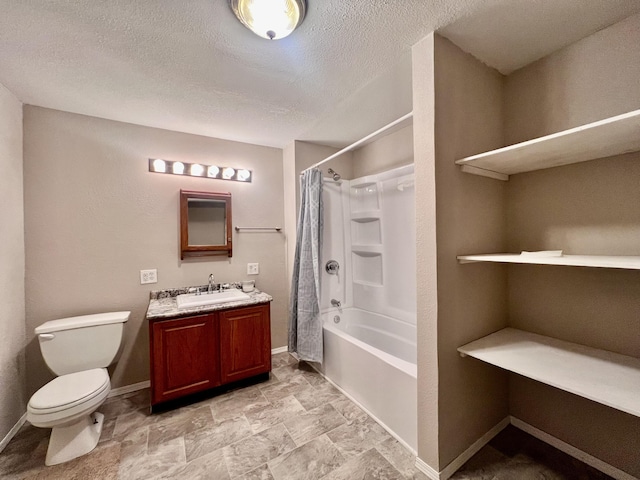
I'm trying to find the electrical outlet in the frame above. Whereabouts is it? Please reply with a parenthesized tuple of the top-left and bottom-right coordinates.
(247, 263, 259, 275)
(140, 269, 158, 284)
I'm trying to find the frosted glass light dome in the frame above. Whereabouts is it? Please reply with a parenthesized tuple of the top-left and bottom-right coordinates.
(229, 0, 306, 40)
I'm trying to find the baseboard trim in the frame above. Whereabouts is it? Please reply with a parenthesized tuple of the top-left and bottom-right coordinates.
(510, 417, 636, 480)
(414, 416, 634, 480)
(439, 417, 510, 479)
(0, 412, 27, 453)
(2, 380, 152, 451)
(306, 362, 417, 456)
(271, 346, 288, 355)
(108, 380, 150, 398)
(414, 417, 509, 480)
(415, 457, 439, 480)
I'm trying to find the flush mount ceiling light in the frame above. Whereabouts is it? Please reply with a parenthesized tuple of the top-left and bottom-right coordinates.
(229, 0, 307, 40)
(149, 159, 252, 183)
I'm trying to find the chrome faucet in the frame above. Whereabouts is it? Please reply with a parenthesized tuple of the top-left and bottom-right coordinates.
(208, 274, 215, 293)
(330, 299, 341, 308)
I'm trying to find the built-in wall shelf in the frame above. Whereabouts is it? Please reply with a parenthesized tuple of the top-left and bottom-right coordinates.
(456, 109, 640, 180)
(351, 245, 383, 255)
(458, 328, 640, 417)
(351, 211, 381, 222)
(350, 181, 377, 189)
(457, 253, 640, 270)
(352, 279, 383, 288)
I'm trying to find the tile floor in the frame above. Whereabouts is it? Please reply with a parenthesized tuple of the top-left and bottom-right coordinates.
(0, 353, 614, 479)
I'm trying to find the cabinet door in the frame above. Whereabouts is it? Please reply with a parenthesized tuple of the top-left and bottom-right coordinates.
(219, 304, 271, 384)
(150, 314, 220, 405)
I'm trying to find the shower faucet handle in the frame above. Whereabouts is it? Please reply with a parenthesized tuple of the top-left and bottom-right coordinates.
(330, 299, 341, 307)
(325, 260, 340, 275)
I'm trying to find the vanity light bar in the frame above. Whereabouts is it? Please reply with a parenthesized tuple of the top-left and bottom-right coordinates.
(148, 158, 252, 183)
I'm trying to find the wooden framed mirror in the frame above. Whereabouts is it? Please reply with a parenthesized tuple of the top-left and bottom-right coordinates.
(180, 190, 232, 259)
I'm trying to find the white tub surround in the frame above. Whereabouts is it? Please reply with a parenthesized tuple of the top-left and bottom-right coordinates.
(319, 163, 417, 451)
(326, 307, 416, 367)
(320, 308, 417, 451)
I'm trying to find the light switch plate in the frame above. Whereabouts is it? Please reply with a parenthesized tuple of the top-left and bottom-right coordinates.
(140, 269, 158, 284)
(247, 263, 259, 275)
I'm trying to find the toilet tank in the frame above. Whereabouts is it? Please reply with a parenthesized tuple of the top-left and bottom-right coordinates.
(36, 312, 130, 376)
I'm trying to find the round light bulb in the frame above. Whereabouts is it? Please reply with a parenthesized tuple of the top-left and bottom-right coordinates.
(222, 167, 236, 180)
(152, 159, 166, 173)
(172, 162, 185, 175)
(207, 166, 220, 178)
(237, 169, 251, 181)
(190, 164, 204, 176)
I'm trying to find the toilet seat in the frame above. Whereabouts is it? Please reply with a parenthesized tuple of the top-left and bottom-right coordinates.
(27, 369, 110, 428)
(29, 368, 110, 413)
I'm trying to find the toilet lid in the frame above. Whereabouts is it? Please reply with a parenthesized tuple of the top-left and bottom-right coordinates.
(29, 368, 110, 412)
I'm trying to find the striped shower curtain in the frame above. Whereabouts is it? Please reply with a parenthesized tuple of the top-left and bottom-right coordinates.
(288, 168, 323, 363)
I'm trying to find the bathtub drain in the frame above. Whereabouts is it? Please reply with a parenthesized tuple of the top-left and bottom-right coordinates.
(333, 315, 341, 324)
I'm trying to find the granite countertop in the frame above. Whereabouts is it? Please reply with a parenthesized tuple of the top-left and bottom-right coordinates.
(146, 284, 273, 320)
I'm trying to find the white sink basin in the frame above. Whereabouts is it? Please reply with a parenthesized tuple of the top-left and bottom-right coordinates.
(176, 289, 251, 309)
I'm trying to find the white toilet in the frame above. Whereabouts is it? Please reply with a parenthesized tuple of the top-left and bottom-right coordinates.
(27, 311, 130, 466)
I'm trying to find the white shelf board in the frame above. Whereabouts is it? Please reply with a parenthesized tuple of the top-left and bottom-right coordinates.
(352, 280, 383, 287)
(457, 253, 640, 270)
(351, 245, 383, 255)
(458, 328, 640, 417)
(455, 109, 640, 178)
(350, 180, 377, 188)
(351, 210, 381, 222)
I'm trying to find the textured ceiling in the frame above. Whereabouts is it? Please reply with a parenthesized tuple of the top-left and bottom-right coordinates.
(0, 0, 639, 148)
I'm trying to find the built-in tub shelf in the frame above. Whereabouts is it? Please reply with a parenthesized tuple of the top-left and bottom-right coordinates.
(350, 181, 377, 188)
(455, 109, 640, 181)
(351, 211, 381, 222)
(352, 279, 383, 287)
(458, 328, 640, 417)
(457, 253, 640, 270)
(352, 245, 383, 255)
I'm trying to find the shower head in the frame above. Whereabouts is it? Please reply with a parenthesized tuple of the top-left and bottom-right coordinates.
(327, 168, 341, 181)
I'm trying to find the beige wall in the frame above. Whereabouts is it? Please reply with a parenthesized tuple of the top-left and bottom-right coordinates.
(23, 106, 287, 395)
(503, 14, 640, 477)
(293, 140, 352, 185)
(432, 35, 509, 468)
(412, 33, 440, 469)
(0, 84, 26, 442)
(506, 157, 640, 477)
(282, 142, 297, 289)
(505, 12, 640, 145)
(351, 125, 414, 178)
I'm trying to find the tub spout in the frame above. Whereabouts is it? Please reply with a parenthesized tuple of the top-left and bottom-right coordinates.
(330, 299, 341, 308)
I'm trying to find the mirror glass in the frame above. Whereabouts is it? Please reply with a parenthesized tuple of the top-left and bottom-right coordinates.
(180, 190, 232, 259)
(187, 198, 226, 246)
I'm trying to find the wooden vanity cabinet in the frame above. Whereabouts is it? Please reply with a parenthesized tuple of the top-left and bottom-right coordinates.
(219, 304, 271, 384)
(150, 313, 220, 405)
(149, 303, 271, 407)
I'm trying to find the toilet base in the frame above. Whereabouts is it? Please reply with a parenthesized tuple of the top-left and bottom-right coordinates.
(45, 412, 104, 466)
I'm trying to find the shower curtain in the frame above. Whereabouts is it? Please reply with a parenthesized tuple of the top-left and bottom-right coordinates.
(288, 168, 324, 363)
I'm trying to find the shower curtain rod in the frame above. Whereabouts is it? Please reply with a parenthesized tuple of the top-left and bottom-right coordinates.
(301, 112, 413, 174)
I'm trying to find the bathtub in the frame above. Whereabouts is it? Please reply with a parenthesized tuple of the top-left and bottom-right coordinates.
(317, 307, 417, 452)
